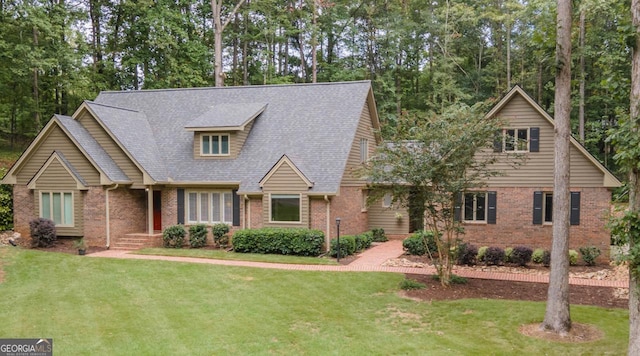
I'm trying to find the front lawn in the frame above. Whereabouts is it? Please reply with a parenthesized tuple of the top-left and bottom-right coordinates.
(135, 247, 339, 265)
(0, 247, 629, 355)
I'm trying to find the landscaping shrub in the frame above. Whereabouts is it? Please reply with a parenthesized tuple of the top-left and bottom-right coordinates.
(163, 225, 186, 248)
(579, 246, 601, 266)
(188, 224, 208, 248)
(371, 228, 388, 242)
(232, 228, 324, 256)
(354, 232, 373, 251)
(569, 249, 579, 266)
(504, 247, 514, 263)
(510, 246, 533, 266)
(484, 246, 505, 266)
(403, 230, 438, 256)
(29, 218, 56, 247)
(212, 223, 230, 247)
(330, 235, 356, 257)
(400, 279, 426, 290)
(0, 174, 13, 231)
(477, 246, 489, 263)
(456, 242, 478, 266)
(542, 250, 551, 267)
(532, 248, 545, 264)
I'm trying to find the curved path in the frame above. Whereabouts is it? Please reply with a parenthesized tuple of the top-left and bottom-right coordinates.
(88, 239, 626, 288)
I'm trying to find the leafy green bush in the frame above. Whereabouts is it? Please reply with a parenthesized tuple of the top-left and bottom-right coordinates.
(484, 246, 505, 266)
(163, 225, 186, 248)
(510, 246, 533, 266)
(29, 218, 56, 247)
(188, 224, 208, 248)
(532, 248, 545, 264)
(569, 249, 579, 266)
(579, 246, 601, 266)
(371, 228, 387, 242)
(504, 247, 514, 263)
(457, 242, 478, 266)
(232, 228, 324, 256)
(355, 232, 373, 251)
(212, 223, 230, 247)
(403, 230, 438, 256)
(330, 235, 356, 257)
(477, 246, 488, 263)
(400, 279, 426, 290)
(0, 173, 13, 231)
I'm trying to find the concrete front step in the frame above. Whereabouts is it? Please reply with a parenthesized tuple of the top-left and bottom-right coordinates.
(111, 233, 163, 250)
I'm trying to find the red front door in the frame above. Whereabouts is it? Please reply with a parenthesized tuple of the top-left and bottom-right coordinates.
(153, 191, 162, 231)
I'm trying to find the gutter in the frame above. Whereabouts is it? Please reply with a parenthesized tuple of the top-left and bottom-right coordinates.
(105, 184, 119, 248)
(243, 194, 250, 229)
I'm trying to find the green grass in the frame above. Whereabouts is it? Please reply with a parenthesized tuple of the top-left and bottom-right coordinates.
(0, 247, 629, 355)
(135, 247, 339, 265)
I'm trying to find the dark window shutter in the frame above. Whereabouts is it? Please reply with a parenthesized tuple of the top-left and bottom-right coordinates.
(177, 188, 185, 224)
(533, 191, 543, 225)
(570, 191, 580, 225)
(487, 191, 497, 224)
(530, 127, 540, 152)
(232, 189, 240, 226)
(454, 192, 463, 221)
(493, 130, 503, 152)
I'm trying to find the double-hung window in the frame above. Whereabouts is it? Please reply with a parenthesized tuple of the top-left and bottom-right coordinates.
(270, 194, 301, 223)
(504, 128, 529, 152)
(202, 134, 230, 156)
(533, 191, 580, 225)
(187, 191, 233, 224)
(40, 191, 74, 226)
(464, 192, 487, 222)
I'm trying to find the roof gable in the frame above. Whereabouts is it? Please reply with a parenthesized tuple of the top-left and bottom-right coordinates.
(27, 151, 88, 190)
(185, 102, 267, 131)
(259, 155, 314, 189)
(487, 86, 621, 188)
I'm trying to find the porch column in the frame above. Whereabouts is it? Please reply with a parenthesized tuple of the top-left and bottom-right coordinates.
(147, 187, 153, 235)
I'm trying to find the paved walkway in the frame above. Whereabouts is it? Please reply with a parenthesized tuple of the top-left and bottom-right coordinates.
(88, 240, 627, 288)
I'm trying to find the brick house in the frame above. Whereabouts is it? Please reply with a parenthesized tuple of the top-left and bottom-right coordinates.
(2, 81, 379, 249)
(368, 86, 621, 255)
(2, 82, 620, 254)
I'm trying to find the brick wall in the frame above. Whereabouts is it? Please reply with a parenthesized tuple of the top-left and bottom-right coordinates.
(83, 187, 106, 246)
(247, 197, 263, 229)
(161, 188, 177, 229)
(309, 197, 329, 234)
(108, 188, 147, 242)
(12, 185, 35, 238)
(461, 187, 612, 259)
(329, 186, 368, 237)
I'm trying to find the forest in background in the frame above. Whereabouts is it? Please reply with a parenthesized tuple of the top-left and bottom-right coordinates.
(0, 0, 632, 177)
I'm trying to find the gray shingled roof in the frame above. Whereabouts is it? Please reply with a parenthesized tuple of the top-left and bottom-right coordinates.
(93, 81, 373, 193)
(55, 115, 130, 182)
(185, 102, 267, 129)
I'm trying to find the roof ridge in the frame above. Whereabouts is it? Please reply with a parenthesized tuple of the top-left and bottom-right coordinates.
(86, 100, 141, 114)
(97, 80, 372, 95)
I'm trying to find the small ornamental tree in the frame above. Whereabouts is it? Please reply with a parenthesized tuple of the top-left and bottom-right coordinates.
(364, 104, 507, 286)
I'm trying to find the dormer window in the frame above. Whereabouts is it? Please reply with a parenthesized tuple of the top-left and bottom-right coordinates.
(202, 134, 229, 156)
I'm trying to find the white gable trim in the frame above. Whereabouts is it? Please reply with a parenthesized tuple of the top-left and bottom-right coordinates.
(259, 155, 314, 188)
(487, 86, 622, 188)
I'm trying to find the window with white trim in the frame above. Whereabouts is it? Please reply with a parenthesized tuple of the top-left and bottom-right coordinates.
(503, 128, 529, 152)
(360, 138, 369, 163)
(270, 194, 301, 222)
(187, 190, 233, 224)
(463, 192, 487, 222)
(40, 191, 74, 226)
(201, 134, 230, 156)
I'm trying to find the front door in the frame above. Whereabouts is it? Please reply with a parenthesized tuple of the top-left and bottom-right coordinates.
(153, 190, 162, 231)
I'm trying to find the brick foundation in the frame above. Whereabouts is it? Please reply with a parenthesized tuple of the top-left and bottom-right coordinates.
(12, 185, 35, 239)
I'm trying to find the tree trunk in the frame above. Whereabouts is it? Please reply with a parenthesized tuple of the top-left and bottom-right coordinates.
(541, 0, 572, 335)
(628, 2, 640, 353)
(211, 0, 246, 87)
(579, 9, 586, 142)
(32, 26, 40, 129)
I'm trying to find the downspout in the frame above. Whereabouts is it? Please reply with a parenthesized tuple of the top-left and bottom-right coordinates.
(105, 184, 119, 249)
(243, 195, 250, 229)
(324, 195, 331, 252)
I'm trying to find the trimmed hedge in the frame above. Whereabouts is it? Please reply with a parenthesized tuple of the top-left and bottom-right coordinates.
(484, 246, 505, 266)
(510, 246, 533, 266)
(232, 228, 324, 256)
(329, 232, 374, 257)
(457, 243, 478, 266)
(371, 228, 388, 242)
(403, 230, 438, 256)
(188, 224, 208, 248)
(163, 225, 186, 248)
